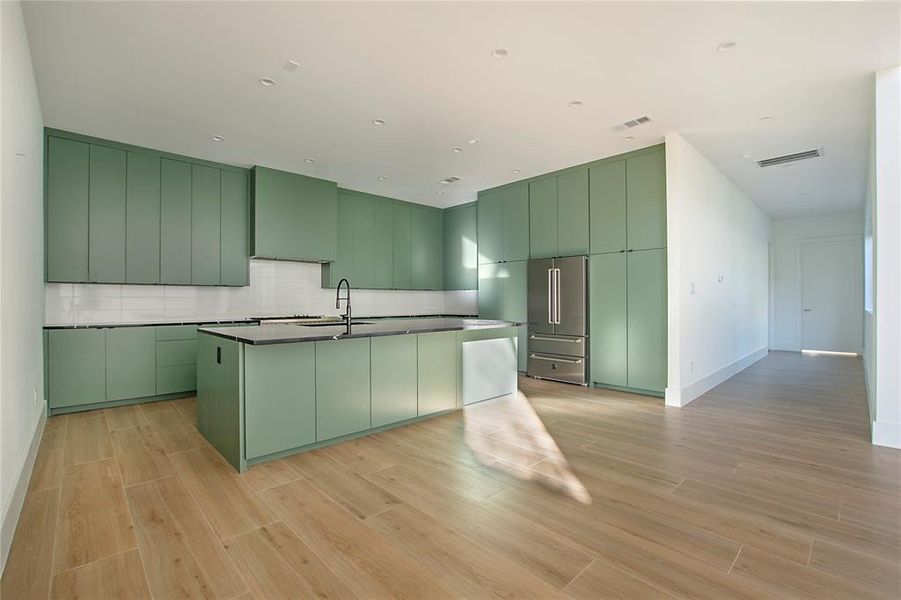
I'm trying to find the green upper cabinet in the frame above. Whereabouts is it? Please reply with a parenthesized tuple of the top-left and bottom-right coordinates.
(191, 165, 221, 285)
(105, 327, 156, 401)
(477, 189, 503, 264)
(322, 191, 356, 288)
(443, 203, 477, 290)
(220, 170, 249, 286)
(529, 177, 557, 258)
(502, 183, 530, 262)
(392, 202, 412, 289)
(626, 149, 666, 251)
(47, 136, 89, 282)
(251, 166, 338, 262)
(477, 260, 527, 370)
(589, 160, 626, 254)
(411, 205, 444, 290)
(125, 152, 161, 284)
(46, 130, 251, 287)
(557, 169, 589, 256)
(372, 200, 394, 289)
(351, 193, 375, 288)
(160, 158, 193, 285)
(88, 145, 127, 283)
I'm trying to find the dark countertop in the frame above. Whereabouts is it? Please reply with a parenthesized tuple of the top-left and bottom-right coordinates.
(198, 318, 521, 345)
(42, 314, 478, 330)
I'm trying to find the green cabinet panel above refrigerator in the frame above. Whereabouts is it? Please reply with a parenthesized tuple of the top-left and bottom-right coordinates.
(88, 145, 127, 283)
(250, 165, 338, 262)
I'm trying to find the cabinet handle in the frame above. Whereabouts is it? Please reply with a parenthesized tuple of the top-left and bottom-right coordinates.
(529, 354, 582, 364)
(529, 335, 581, 343)
(547, 269, 554, 324)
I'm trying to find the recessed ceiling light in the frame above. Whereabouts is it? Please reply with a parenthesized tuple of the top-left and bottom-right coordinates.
(512, 169, 521, 174)
(759, 115, 773, 122)
(716, 41, 738, 52)
(211, 135, 224, 142)
(283, 60, 300, 72)
(569, 100, 584, 108)
(491, 48, 509, 59)
(624, 136, 635, 142)
(451, 147, 462, 153)
(259, 77, 276, 87)
(378, 176, 387, 181)
(303, 158, 314, 164)
(371, 118, 386, 126)
(467, 138, 479, 145)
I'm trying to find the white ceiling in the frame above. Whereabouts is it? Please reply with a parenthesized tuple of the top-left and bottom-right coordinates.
(21, 1, 900, 217)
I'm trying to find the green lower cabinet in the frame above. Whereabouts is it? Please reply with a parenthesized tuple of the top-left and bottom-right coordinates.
(156, 339, 196, 367)
(105, 327, 156, 401)
(417, 331, 457, 416)
(48, 329, 105, 408)
(196, 335, 243, 470)
(316, 338, 371, 441)
(627, 249, 667, 392)
(156, 324, 197, 341)
(589, 253, 627, 387)
(371, 335, 418, 427)
(156, 365, 196, 395)
(245, 343, 316, 458)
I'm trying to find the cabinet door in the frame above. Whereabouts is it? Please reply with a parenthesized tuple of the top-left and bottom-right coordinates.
(191, 165, 221, 285)
(589, 253, 627, 387)
(392, 202, 412, 289)
(106, 327, 156, 401)
(352, 194, 374, 288)
(418, 331, 457, 416)
(412, 206, 444, 290)
(298, 176, 338, 261)
(372, 199, 394, 289)
(220, 170, 249, 286)
(251, 166, 299, 259)
(477, 189, 503, 264)
(627, 249, 667, 392)
(316, 338, 370, 441)
(245, 343, 316, 458)
(48, 329, 105, 409)
(626, 150, 666, 251)
(503, 183, 530, 261)
(557, 169, 589, 256)
(501, 260, 528, 371)
(477, 263, 502, 319)
(47, 137, 90, 282)
(371, 335, 418, 427)
(88, 145, 127, 282)
(160, 159, 192, 284)
(589, 160, 626, 254)
(529, 177, 557, 258)
(322, 192, 356, 288)
(444, 204, 477, 290)
(126, 152, 161, 283)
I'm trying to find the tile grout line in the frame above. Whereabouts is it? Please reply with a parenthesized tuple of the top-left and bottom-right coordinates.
(727, 545, 743, 575)
(561, 556, 596, 590)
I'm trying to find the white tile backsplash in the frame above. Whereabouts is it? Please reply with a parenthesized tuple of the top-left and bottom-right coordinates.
(44, 259, 479, 326)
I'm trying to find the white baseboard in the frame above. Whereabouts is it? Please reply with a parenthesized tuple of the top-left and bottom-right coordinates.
(0, 404, 46, 572)
(665, 347, 769, 407)
(872, 420, 901, 449)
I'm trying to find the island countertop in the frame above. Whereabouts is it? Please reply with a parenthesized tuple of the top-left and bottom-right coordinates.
(198, 318, 521, 345)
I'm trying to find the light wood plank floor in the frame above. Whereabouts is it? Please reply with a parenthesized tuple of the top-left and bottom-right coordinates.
(3, 351, 900, 599)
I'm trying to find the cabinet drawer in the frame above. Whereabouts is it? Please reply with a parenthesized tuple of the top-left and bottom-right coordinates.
(156, 339, 196, 367)
(527, 333, 586, 357)
(155, 325, 197, 341)
(156, 365, 196, 394)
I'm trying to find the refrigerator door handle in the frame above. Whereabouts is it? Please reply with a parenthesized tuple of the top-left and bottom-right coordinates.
(553, 268, 562, 324)
(547, 268, 554, 324)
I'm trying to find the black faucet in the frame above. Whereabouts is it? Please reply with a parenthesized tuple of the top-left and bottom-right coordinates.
(335, 278, 352, 334)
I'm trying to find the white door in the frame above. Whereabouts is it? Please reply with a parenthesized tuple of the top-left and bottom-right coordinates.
(801, 238, 863, 353)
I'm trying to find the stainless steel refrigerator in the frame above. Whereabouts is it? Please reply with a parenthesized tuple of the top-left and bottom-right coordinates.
(527, 256, 588, 385)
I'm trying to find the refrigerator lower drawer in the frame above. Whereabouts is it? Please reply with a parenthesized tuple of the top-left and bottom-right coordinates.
(528, 333, 586, 357)
(528, 352, 587, 385)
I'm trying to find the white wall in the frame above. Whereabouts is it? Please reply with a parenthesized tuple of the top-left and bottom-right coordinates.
(45, 259, 478, 326)
(665, 133, 772, 407)
(769, 211, 863, 352)
(869, 65, 901, 449)
(1, 0, 46, 570)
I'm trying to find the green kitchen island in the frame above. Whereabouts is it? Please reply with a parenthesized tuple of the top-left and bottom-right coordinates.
(196, 318, 520, 472)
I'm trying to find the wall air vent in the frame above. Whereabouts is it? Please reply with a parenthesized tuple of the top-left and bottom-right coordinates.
(439, 176, 461, 185)
(623, 115, 653, 128)
(756, 148, 823, 168)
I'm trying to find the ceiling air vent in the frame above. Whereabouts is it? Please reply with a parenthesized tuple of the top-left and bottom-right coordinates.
(439, 176, 461, 185)
(623, 115, 653, 128)
(757, 148, 823, 168)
